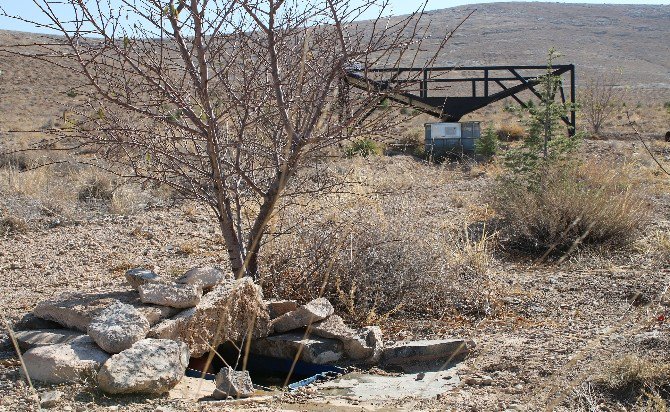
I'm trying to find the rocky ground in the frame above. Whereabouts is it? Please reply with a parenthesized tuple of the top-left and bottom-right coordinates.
(1, 139, 669, 411)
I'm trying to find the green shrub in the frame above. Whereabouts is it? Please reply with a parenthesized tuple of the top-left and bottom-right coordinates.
(475, 124, 498, 159)
(494, 49, 647, 255)
(345, 139, 382, 158)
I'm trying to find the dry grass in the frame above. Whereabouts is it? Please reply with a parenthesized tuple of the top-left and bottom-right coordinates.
(494, 159, 650, 255)
(595, 355, 670, 406)
(258, 157, 497, 325)
(0, 214, 27, 235)
(497, 123, 526, 142)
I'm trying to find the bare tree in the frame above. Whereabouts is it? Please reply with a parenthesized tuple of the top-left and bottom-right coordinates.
(1, 0, 453, 278)
(580, 69, 625, 135)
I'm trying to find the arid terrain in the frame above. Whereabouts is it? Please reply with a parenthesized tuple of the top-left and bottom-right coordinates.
(1, 2, 670, 411)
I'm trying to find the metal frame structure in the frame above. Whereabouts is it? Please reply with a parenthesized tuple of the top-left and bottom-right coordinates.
(345, 64, 576, 135)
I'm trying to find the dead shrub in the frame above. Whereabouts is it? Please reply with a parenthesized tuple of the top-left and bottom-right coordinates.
(0, 152, 31, 171)
(497, 123, 526, 141)
(596, 355, 670, 404)
(0, 215, 27, 235)
(259, 200, 496, 325)
(494, 160, 649, 255)
(77, 174, 114, 202)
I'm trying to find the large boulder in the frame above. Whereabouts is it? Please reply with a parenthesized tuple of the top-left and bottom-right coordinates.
(251, 332, 343, 364)
(138, 283, 202, 309)
(22, 337, 110, 383)
(212, 367, 254, 399)
(33, 291, 180, 332)
(124, 268, 163, 290)
(97, 338, 189, 394)
(14, 329, 85, 352)
(87, 301, 150, 353)
(271, 298, 334, 333)
(175, 266, 231, 291)
(146, 277, 270, 357)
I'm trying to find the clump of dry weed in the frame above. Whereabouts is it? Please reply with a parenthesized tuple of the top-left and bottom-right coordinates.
(494, 159, 649, 256)
(595, 355, 670, 405)
(259, 158, 497, 325)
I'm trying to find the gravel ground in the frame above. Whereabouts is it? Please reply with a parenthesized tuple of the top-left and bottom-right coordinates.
(1, 141, 669, 411)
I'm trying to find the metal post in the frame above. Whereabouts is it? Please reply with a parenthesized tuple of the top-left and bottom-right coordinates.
(484, 69, 489, 97)
(471, 80, 476, 97)
(421, 70, 428, 98)
(570, 65, 576, 136)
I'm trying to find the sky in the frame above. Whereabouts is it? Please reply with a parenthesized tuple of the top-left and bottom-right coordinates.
(0, 0, 668, 33)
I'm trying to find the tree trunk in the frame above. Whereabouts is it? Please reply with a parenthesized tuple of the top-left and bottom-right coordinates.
(218, 215, 246, 278)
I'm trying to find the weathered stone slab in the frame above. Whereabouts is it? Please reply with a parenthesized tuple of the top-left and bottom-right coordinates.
(271, 298, 334, 333)
(213, 367, 254, 399)
(311, 315, 357, 340)
(87, 301, 150, 353)
(97, 338, 189, 394)
(308, 316, 383, 362)
(266, 299, 298, 319)
(14, 313, 62, 331)
(176, 266, 231, 291)
(381, 339, 475, 371)
(139, 283, 202, 309)
(251, 332, 343, 364)
(32, 291, 180, 332)
(14, 329, 85, 352)
(23, 337, 110, 383)
(125, 268, 162, 289)
(149, 277, 269, 357)
(146, 308, 195, 340)
(168, 376, 217, 400)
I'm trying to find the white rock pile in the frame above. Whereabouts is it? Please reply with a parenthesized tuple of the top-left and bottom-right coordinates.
(11, 265, 391, 398)
(13, 265, 475, 399)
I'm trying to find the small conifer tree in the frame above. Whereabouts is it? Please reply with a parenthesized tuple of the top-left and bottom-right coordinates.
(476, 123, 498, 160)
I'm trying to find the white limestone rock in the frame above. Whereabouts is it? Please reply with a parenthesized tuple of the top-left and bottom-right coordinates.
(212, 367, 254, 399)
(175, 266, 231, 290)
(271, 298, 334, 333)
(138, 283, 202, 309)
(87, 301, 150, 354)
(23, 337, 110, 383)
(97, 338, 189, 394)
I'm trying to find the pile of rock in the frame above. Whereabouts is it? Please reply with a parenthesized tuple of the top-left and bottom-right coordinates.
(12, 265, 475, 402)
(14, 266, 269, 396)
(251, 298, 383, 365)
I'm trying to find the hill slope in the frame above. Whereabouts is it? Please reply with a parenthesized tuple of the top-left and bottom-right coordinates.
(420, 2, 669, 97)
(0, 2, 668, 137)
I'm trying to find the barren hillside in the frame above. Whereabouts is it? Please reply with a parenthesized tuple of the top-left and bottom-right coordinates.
(1, 2, 669, 138)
